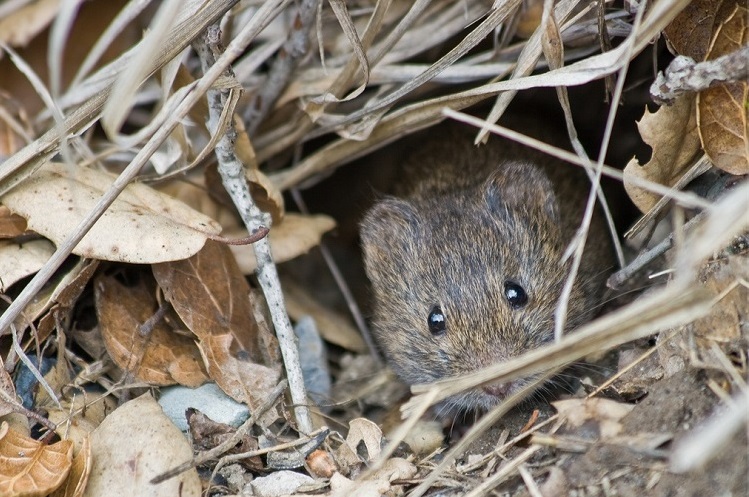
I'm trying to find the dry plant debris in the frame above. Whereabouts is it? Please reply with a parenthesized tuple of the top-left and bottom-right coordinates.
(0, 0, 746, 496)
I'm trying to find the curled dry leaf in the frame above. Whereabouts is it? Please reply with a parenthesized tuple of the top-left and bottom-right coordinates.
(46, 394, 116, 456)
(34, 259, 100, 347)
(49, 437, 91, 497)
(0, 162, 221, 263)
(342, 418, 383, 463)
(152, 240, 282, 416)
(623, 95, 701, 213)
(229, 213, 336, 274)
(94, 271, 209, 387)
(696, 4, 749, 175)
(84, 394, 200, 497)
(195, 334, 282, 425)
(0, 239, 54, 291)
(0, 421, 74, 497)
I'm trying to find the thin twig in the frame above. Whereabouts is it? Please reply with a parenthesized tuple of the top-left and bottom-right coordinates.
(246, 0, 320, 135)
(195, 24, 313, 434)
(607, 213, 704, 289)
(289, 189, 378, 363)
(650, 47, 749, 105)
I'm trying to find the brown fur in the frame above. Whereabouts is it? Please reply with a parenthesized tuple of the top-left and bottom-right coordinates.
(360, 123, 614, 412)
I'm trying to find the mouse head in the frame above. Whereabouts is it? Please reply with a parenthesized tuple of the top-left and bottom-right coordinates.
(361, 161, 589, 412)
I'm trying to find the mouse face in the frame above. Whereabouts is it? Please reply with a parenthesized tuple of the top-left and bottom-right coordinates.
(361, 161, 595, 412)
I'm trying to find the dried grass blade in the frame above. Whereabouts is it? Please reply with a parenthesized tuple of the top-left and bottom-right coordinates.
(0, 0, 241, 195)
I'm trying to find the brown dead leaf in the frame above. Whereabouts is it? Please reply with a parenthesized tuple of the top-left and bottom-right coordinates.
(153, 239, 279, 363)
(186, 408, 262, 470)
(195, 334, 281, 423)
(0, 162, 222, 263)
(0, 239, 54, 291)
(152, 240, 282, 413)
(696, 4, 749, 175)
(0, 205, 27, 237)
(84, 393, 201, 497)
(0, 421, 73, 497)
(94, 271, 209, 387)
(49, 436, 91, 497)
(623, 95, 701, 213)
(663, 0, 737, 61)
(34, 259, 100, 347)
(229, 213, 336, 274)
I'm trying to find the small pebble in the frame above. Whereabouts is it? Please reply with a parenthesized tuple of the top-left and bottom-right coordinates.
(250, 470, 314, 497)
(158, 382, 249, 431)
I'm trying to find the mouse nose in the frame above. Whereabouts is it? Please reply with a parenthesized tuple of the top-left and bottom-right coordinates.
(482, 382, 511, 398)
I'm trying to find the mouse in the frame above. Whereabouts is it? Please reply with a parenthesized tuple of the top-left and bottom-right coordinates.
(360, 122, 615, 413)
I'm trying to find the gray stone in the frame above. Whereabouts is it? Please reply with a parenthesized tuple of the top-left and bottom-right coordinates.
(250, 470, 314, 497)
(158, 382, 249, 431)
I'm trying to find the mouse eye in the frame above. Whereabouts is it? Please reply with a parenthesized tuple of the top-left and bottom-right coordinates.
(427, 305, 447, 335)
(504, 281, 528, 309)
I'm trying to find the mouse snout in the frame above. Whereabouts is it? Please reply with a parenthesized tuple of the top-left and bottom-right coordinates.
(481, 382, 511, 399)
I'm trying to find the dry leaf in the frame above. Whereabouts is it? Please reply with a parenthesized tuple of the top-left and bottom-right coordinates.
(0, 162, 222, 263)
(623, 95, 701, 213)
(343, 418, 383, 462)
(153, 240, 282, 414)
(229, 213, 336, 274)
(153, 239, 279, 364)
(94, 271, 210, 387)
(46, 394, 116, 456)
(204, 162, 285, 224)
(0, 421, 73, 497)
(34, 259, 100, 347)
(195, 334, 281, 424)
(84, 393, 200, 497)
(186, 408, 262, 470)
(696, 4, 749, 175)
(49, 437, 91, 497)
(553, 398, 634, 439)
(0, 206, 27, 237)
(663, 0, 737, 61)
(0, 239, 54, 291)
(281, 278, 366, 353)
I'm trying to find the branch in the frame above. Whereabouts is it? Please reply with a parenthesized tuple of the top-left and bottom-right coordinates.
(246, 0, 320, 134)
(194, 24, 313, 435)
(650, 47, 749, 105)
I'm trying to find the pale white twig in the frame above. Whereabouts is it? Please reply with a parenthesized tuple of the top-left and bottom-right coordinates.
(195, 24, 313, 435)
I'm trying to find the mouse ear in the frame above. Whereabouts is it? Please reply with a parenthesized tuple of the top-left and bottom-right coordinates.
(483, 162, 559, 221)
(360, 197, 419, 261)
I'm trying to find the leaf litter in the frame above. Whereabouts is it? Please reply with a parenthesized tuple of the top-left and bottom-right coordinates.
(0, 0, 746, 496)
